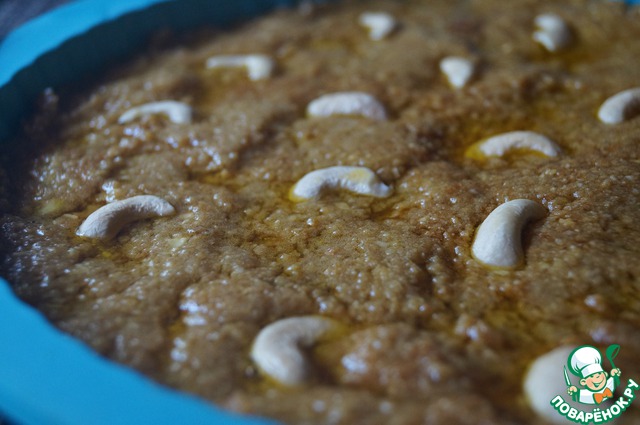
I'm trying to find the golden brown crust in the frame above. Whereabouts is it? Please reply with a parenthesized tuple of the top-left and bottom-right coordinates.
(1, 1, 640, 424)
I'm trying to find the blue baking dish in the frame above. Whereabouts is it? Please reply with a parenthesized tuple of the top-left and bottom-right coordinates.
(0, 2, 321, 424)
(0, 0, 638, 424)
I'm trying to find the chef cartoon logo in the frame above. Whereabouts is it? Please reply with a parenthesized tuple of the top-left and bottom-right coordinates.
(549, 344, 639, 424)
(565, 345, 621, 405)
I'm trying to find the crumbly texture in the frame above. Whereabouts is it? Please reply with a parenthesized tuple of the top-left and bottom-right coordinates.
(2, 0, 640, 424)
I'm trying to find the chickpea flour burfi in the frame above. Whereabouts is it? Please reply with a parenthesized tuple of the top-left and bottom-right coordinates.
(1, 0, 640, 424)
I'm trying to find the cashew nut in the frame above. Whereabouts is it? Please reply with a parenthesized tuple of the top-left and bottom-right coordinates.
(472, 199, 547, 269)
(439, 56, 474, 89)
(597, 87, 640, 124)
(467, 131, 562, 159)
(76, 195, 176, 241)
(306, 92, 387, 121)
(250, 316, 338, 386)
(118, 101, 192, 124)
(358, 12, 397, 41)
(524, 346, 577, 424)
(533, 14, 572, 52)
(205, 54, 274, 81)
(290, 166, 392, 202)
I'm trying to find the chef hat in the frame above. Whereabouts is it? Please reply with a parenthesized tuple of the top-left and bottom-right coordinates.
(568, 346, 604, 379)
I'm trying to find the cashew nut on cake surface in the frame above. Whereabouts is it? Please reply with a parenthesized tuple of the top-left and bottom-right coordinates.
(76, 195, 176, 241)
(472, 199, 547, 269)
(290, 166, 392, 201)
(251, 316, 339, 386)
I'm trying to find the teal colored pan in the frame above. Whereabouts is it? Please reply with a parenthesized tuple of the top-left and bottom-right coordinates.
(0, 1, 638, 424)
(0, 2, 314, 424)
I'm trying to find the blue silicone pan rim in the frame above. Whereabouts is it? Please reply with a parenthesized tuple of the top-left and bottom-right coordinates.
(0, 0, 638, 424)
(0, 2, 310, 424)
